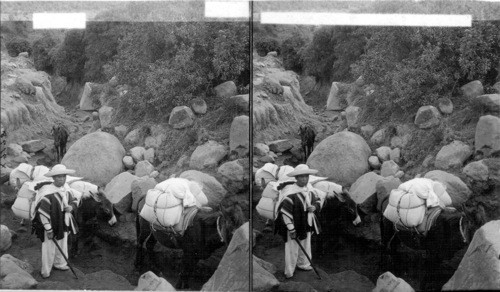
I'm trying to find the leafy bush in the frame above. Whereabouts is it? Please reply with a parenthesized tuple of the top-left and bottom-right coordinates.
(255, 38, 280, 56)
(32, 34, 57, 73)
(5, 37, 31, 57)
(280, 34, 307, 73)
(52, 30, 86, 82)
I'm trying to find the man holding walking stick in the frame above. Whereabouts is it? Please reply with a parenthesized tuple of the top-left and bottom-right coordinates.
(32, 164, 79, 279)
(275, 164, 323, 279)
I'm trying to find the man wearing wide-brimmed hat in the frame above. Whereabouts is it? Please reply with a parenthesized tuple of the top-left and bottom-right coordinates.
(275, 164, 323, 279)
(32, 164, 79, 279)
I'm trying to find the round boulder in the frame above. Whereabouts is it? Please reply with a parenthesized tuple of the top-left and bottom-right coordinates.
(191, 98, 207, 115)
(168, 106, 195, 129)
(308, 131, 371, 186)
(414, 105, 441, 129)
(61, 131, 126, 186)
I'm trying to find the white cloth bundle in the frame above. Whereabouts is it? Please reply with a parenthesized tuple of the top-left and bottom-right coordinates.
(383, 188, 426, 227)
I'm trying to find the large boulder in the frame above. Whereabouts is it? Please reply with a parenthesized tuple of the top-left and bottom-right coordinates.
(443, 220, 500, 291)
(376, 176, 402, 212)
(189, 140, 227, 169)
(0, 254, 34, 275)
(179, 170, 227, 208)
(424, 170, 471, 208)
(474, 94, 500, 113)
(461, 80, 483, 99)
(463, 160, 490, 182)
(20, 139, 45, 153)
(308, 131, 371, 186)
(414, 105, 441, 129)
(129, 146, 146, 162)
(61, 131, 125, 186)
(380, 160, 399, 177)
(84, 270, 134, 290)
(135, 271, 176, 291)
(218, 160, 249, 193)
(135, 160, 154, 177)
(475, 115, 500, 156)
(79, 82, 94, 111)
(375, 146, 391, 162)
(0, 272, 38, 289)
(202, 223, 278, 292)
(229, 115, 250, 157)
(268, 139, 293, 154)
(104, 172, 138, 214)
(349, 172, 384, 214)
(131, 176, 157, 212)
(214, 81, 237, 99)
(169, 106, 195, 129)
(434, 140, 473, 170)
(229, 94, 250, 113)
(0, 225, 12, 252)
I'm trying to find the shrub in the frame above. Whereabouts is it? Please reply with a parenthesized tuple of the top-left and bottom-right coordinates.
(280, 34, 307, 73)
(52, 30, 86, 82)
(32, 34, 57, 73)
(5, 37, 31, 57)
(255, 38, 280, 57)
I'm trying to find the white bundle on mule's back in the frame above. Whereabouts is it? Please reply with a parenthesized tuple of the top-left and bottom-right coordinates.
(256, 181, 280, 220)
(9, 163, 50, 188)
(140, 178, 206, 227)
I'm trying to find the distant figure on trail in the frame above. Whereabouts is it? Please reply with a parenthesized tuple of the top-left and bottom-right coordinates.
(275, 164, 323, 279)
(299, 125, 316, 163)
(32, 164, 79, 279)
(52, 123, 69, 163)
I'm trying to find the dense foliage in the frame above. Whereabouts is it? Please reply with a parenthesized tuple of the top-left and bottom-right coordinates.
(5, 37, 31, 57)
(280, 34, 307, 73)
(32, 34, 58, 74)
(52, 30, 86, 83)
(255, 38, 280, 57)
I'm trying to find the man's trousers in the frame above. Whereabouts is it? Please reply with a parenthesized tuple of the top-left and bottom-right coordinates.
(284, 232, 312, 278)
(41, 231, 69, 277)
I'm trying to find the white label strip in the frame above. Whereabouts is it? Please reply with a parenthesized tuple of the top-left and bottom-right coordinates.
(205, 1, 249, 18)
(261, 12, 472, 27)
(33, 13, 86, 29)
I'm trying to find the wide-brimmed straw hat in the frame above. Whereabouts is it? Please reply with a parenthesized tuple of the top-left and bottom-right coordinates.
(45, 164, 76, 177)
(287, 164, 318, 177)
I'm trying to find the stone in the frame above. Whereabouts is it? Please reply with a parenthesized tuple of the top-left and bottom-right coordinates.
(0, 225, 12, 252)
(105, 172, 138, 214)
(144, 134, 165, 150)
(461, 80, 484, 99)
(135, 271, 176, 291)
(376, 176, 402, 211)
(79, 82, 95, 111)
(370, 129, 386, 145)
(189, 140, 227, 169)
(308, 131, 371, 186)
(176, 154, 189, 168)
(422, 154, 434, 168)
(149, 171, 159, 178)
(214, 81, 237, 99)
(190, 97, 207, 115)
(169, 106, 195, 129)
(268, 139, 293, 154)
(98, 106, 115, 129)
(61, 131, 125, 186)
(0, 256, 32, 278)
(474, 94, 500, 113)
(135, 160, 154, 177)
(326, 82, 342, 110)
(375, 146, 391, 162)
(438, 97, 454, 114)
(395, 170, 404, 178)
(129, 146, 146, 162)
(114, 125, 128, 140)
(179, 170, 227, 208)
(424, 170, 471, 208)
(390, 148, 401, 164)
(380, 160, 399, 177)
(0, 254, 34, 275)
(434, 140, 473, 169)
(20, 140, 45, 153)
(414, 105, 441, 129)
(0, 272, 37, 289)
(368, 156, 381, 169)
(124, 128, 141, 145)
(349, 172, 384, 214)
(345, 105, 361, 128)
(373, 271, 414, 292)
(144, 148, 154, 164)
(7, 143, 23, 157)
(229, 115, 249, 157)
(463, 160, 489, 182)
(361, 125, 374, 139)
(16, 76, 36, 95)
(217, 160, 248, 193)
(131, 177, 157, 212)
(330, 270, 375, 292)
(475, 115, 500, 156)
(443, 220, 500, 290)
(123, 156, 134, 170)
(253, 143, 269, 156)
(229, 94, 250, 113)
(109, 76, 118, 87)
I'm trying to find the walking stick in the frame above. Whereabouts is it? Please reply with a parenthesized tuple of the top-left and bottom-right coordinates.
(294, 238, 321, 279)
(52, 238, 78, 279)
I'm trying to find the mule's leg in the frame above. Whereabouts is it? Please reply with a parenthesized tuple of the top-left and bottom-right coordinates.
(380, 218, 396, 271)
(135, 217, 151, 269)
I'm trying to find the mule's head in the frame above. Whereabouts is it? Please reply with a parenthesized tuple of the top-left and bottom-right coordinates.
(335, 188, 361, 226)
(217, 199, 247, 244)
(90, 186, 117, 226)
